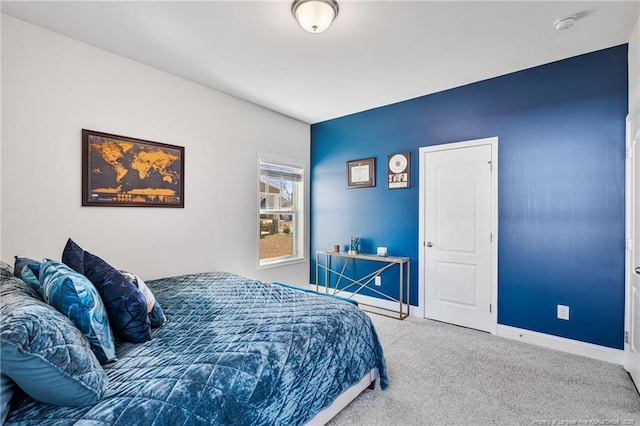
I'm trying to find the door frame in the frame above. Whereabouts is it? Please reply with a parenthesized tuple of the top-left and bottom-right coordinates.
(624, 99, 639, 376)
(418, 137, 499, 334)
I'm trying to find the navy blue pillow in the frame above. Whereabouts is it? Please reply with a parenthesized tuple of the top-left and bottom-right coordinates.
(120, 271, 167, 329)
(62, 238, 85, 274)
(149, 303, 167, 329)
(83, 252, 151, 343)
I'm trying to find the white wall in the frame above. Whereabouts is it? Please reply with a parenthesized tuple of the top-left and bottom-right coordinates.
(630, 12, 640, 110)
(1, 15, 310, 285)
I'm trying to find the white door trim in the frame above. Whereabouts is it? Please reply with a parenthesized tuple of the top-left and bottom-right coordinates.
(624, 99, 640, 379)
(418, 137, 498, 334)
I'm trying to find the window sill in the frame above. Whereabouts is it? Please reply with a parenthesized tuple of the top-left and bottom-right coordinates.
(258, 256, 306, 270)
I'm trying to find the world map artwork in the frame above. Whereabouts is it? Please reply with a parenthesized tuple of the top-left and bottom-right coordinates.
(87, 135, 183, 206)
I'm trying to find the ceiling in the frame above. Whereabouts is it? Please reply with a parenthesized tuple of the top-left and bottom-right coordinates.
(2, 1, 638, 124)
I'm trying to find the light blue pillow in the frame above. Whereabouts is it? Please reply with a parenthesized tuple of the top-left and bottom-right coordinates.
(0, 273, 108, 406)
(38, 259, 117, 364)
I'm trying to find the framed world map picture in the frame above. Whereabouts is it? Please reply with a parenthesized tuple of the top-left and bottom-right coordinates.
(82, 129, 184, 208)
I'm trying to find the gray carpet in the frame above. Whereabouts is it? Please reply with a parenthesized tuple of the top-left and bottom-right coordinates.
(329, 315, 640, 426)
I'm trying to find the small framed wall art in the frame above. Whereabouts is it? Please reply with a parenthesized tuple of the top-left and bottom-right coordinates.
(387, 152, 410, 189)
(82, 129, 184, 207)
(347, 157, 376, 188)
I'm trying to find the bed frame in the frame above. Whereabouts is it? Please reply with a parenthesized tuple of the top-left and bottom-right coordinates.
(306, 368, 379, 425)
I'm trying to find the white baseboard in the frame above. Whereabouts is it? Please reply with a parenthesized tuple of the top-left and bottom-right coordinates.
(305, 284, 623, 365)
(306, 284, 418, 317)
(496, 325, 624, 365)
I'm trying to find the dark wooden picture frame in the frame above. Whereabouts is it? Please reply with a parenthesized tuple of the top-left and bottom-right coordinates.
(82, 129, 184, 207)
(347, 157, 376, 188)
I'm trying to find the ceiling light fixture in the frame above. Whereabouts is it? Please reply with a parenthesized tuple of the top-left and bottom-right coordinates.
(292, 0, 339, 34)
(554, 16, 576, 31)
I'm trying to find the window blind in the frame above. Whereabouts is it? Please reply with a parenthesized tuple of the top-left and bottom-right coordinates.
(260, 163, 303, 182)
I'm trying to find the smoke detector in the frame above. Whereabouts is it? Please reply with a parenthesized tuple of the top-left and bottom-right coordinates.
(554, 16, 576, 31)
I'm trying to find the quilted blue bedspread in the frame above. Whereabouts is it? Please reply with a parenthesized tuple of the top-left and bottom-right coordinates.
(6, 272, 388, 425)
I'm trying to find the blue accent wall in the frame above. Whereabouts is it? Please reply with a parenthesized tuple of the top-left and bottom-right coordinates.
(310, 45, 628, 349)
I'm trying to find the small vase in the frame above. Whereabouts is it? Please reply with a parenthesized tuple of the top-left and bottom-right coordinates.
(349, 237, 360, 255)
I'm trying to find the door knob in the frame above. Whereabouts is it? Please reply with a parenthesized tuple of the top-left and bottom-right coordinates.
(635, 267, 640, 275)
(426, 242, 433, 247)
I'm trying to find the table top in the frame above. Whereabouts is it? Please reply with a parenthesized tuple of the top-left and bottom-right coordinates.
(316, 250, 409, 263)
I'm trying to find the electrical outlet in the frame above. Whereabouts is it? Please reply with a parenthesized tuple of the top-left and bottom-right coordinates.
(557, 305, 569, 320)
(374, 276, 382, 286)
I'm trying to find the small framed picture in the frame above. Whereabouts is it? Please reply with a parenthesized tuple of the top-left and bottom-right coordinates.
(388, 152, 410, 189)
(347, 157, 375, 188)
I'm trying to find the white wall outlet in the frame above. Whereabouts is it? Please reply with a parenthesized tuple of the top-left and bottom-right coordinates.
(557, 304, 569, 320)
(374, 276, 382, 286)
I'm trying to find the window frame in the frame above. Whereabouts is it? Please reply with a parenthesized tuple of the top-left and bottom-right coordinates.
(257, 154, 306, 269)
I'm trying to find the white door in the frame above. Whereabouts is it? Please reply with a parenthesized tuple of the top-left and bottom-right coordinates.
(423, 141, 494, 332)
(625, 103, 640, 389)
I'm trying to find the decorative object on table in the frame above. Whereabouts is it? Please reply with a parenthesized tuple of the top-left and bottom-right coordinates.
(331, 244, 340, 253)
(347, 157, 375, 188)
(377, 246, 388, 257)
(349, 237, 360, 255)
(82, 129, 184, 208)
(387, 152, 410, 189)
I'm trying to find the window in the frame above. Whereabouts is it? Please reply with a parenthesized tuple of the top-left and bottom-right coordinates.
(258, 156, 305, 267)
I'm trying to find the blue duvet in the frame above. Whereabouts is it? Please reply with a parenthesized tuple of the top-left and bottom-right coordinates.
(6, 272, 387, 425)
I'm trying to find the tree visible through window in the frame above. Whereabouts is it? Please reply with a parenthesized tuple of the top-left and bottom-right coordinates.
(259, 157, 304, 266)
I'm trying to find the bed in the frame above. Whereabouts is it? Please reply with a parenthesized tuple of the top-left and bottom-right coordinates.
(1, 266, 388, 425)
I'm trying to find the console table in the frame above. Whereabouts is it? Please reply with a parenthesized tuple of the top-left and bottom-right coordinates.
(315, 251, 410, 320)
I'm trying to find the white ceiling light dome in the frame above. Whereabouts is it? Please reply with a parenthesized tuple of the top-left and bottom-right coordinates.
(292, 0, 339, 34)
